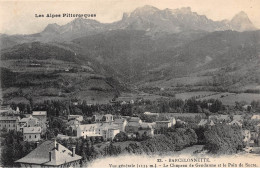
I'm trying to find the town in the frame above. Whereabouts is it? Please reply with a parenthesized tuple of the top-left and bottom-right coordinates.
(0, 97, 260, 168)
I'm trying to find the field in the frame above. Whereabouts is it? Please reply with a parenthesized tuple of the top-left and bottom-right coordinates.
(200, 92, 260, 105)
(175, 91, 217, 100)
(117, 92, 167, 102)
(174, 91, 260, 105)
(139, 75, 211, 88)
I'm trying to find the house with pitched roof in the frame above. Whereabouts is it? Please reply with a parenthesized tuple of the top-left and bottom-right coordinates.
(18, 115, 39, 132)
(96, 123, 120, 140)
(15, 140, 82, 168)
(23, 127, 41, 142)
(77, 124, 99, 138)
(155, 117, 176, 129)
(77, 123, 120, 141)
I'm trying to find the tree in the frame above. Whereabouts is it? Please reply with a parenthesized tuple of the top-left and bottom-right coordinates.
(113, 132, 128, 142)
(204, 124, 244, 154)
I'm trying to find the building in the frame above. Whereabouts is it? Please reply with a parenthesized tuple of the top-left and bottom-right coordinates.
(103, 114, 114, 122)
(32, 111, 47, 132)
(154, 119, 175, 134)
(67, 119, 80, 132)
(128, 117, 142, 124)
(93, 114, 114, 123)
(198, 119, 215, 127)
(0, 116, 20, 131)
(106, 128, 120, 141)
(0, 105, 19, 115)
(96, 123, 120, 140)
(56, 134, 77, 140)
(209, 114, 231, 123)
(168, 113, 206, 119)
(155, 121, 172, 129)
(67, 115, 83, 122)
(242, 105, 252, 111)
(138, 128, 154, 137)
(77, 124, 99, 138)
(144, 112, 159, 117)
(77, 123, 120, 141)
(23, 127, 41, 142)
(32, 111, 47, 122)
(114, 118, 128, 132)
(15, 140, 82, 168)
(141, 122, 156, 129)
(18, 115, 39, 132)
(251, 115, 260, 120)
(125, 122, 154, 138)
(125, 122, 140, 133)
(93, 114, 103, 122)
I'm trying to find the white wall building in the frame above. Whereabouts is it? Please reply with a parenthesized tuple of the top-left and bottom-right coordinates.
(23, 127, 41, 142)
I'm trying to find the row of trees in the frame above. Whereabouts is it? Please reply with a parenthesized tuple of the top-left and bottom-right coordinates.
(125, 128, 198, 154)
(9, 97, 226, 119)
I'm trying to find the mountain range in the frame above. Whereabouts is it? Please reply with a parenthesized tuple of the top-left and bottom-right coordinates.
(0, 5, 260, 104)
(0, 5, 257, 46)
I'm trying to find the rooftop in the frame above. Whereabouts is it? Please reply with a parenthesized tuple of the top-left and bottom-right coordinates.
(15, 140, 82, 166)
(23, 127, 41, 134)
(78, 124, 97, 131)
(114, 118, 127, 124)
(19, 116, 38, 123)
(32, 111, 47, 116)
(129, 117, 141, 122)
(0, 116, 20, 121)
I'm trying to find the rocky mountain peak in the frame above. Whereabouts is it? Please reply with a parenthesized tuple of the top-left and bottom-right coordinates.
(130, 5, 160, 17)
(230, 11, 256, 31)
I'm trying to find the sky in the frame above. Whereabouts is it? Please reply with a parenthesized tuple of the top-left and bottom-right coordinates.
(0, 0, 260, 35)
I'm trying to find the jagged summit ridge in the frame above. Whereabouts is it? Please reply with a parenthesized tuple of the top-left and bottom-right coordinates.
(29, 5, 260, 41)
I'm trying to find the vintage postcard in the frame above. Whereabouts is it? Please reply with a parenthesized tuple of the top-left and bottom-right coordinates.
(0, 0, 260, 168)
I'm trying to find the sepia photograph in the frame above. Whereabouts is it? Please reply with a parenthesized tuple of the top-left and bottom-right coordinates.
(0, 0, 260, 168)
